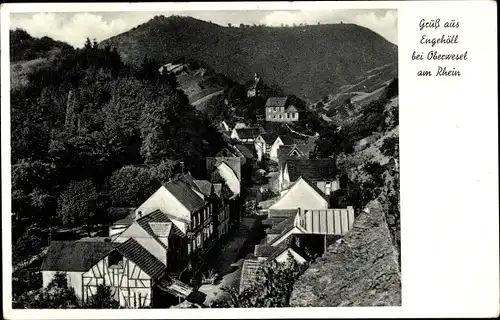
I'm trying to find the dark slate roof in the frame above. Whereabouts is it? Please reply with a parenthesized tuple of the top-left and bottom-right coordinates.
(265, 97, 289, 108)
(285, 159, 337, 181)
(262, 216, 288, 226)
(137, 209, 185, 242)
(260, 133, 278, 144)
(254, 245, 283, 258)
(267, 216, 296, 235)
(239, 259, 264, 293)
(41, 241, 114, 272)
(234, 144, 254, 159)
(164, 179, 208, 213)
(278, 135, 295, 145)
(206, 157, 242, 181)
(235, 127, 261, 140)
(115, 238, 166, 279)
(193, 180, 213, 197)
(282, 176, 329, 201)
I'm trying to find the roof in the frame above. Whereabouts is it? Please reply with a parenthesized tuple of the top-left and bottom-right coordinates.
(193, 180, 213, 197)
(297, 208, 355, 235)
(206, 157, 242, 181)
(259, 133, 277, 144)
(234, 144, 254, 159)
(254, 244, 285, 258)
(285, 159, 337, 181)
(268, 246, 292, 260)
(136, 209, 185, 242)
(115, 238, 166, 279)
(164, 179, 208, 213)
(266, 97, 289, 108)
(235, 127, 261, 140)
(41, 241, 114, 272)
(285, 105, 299, 113)
(278, 145, 307, 165)
(267, 215, 296, 235)
(281, 176, 330, 202)
(278, 135, 295, 145)
(239, 259, 264, 293)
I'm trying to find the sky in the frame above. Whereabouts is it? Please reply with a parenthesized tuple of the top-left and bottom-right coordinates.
(10, 9, 398, 48)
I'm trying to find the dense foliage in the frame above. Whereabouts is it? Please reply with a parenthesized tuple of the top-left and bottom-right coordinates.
(210, 256, 308, 308)
(10, 31, 226, 233)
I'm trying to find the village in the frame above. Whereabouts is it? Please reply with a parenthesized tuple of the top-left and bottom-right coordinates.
(35, 80, 357, 308)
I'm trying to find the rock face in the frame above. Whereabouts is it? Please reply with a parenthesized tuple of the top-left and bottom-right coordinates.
(289, 200, 401, 307)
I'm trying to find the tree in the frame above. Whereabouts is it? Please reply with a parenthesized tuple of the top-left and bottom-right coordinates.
(227, 23, 232, 28)
(211, 256, 308, 308)
(380, 136, 399, 158)
(13, 231, 43, 268)
(108, 165, 159, 207)
(84, 285, 119, 308)
(57, 179, 98, 226)
(14, 272, 79, 309)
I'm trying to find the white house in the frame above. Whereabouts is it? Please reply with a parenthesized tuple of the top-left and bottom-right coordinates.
(269, 135, 295, 162)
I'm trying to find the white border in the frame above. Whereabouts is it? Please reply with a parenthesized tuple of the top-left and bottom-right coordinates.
(2, 1, 499, 319)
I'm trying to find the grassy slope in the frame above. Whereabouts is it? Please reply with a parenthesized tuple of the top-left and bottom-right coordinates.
(100, 15, 398, 102)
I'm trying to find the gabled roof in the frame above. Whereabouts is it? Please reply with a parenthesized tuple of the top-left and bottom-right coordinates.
(267, 216, 296, 236)
(206, 157, 242, 182)
(193, 180, 213, 197)
(163, 179, 208, 213)
(234, 144, 254, 159)
(115, 238, 166, 279)
(41, 241, 114, 272)
(297, 208, 355, 235)
(268, 209, 299, 218)
(136, 209, 185, 243)
(281, 176, 329, 202)
(285, 159, 337, 181)
(285, 105, 299, 113)
(266, 97, 289, 108)
(239, 259, 264, 293)
(277, 135, 295, 145)
(234, 127, 261, 140)
(258, 133, 278, 144)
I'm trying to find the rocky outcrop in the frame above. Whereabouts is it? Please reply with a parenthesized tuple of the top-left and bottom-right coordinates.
(289, 200, 401, 307)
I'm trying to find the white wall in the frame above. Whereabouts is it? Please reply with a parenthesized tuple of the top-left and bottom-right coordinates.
(135, 186, 190, 231)
(275, 248, 307, 265)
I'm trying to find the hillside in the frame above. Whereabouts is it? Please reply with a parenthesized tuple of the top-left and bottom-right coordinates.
(100, 15, 398, 102)
(10, 29, 74, 89)
(313, 62, 398, 125)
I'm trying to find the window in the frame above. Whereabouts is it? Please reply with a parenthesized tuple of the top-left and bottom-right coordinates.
(286, 113, 289, 118)
(325, 182, 332, 195)
(279, 115, 283, 119)
(273, 115, 276, 119)
(108, 251, 123, 267)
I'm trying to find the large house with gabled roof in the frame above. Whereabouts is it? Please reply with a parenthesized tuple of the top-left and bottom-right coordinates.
(265, 96, 302, 122)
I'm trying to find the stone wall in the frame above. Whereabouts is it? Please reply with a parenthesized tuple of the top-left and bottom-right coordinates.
(289, 200, 401, 307)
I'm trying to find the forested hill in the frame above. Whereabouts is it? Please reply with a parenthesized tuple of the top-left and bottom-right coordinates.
(100, 15, 398, 102)
(10, 30, 226, 232)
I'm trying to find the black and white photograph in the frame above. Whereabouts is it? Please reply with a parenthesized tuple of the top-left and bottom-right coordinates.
(6, 6, 400, 310)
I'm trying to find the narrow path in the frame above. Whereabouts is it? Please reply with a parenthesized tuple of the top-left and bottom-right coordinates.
(191, 89, 224, 107)
(285, 123, 316, 138)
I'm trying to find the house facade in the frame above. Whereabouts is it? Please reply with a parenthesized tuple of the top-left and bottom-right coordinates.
(132, 179, 215, 259)
(269, 135, 294, 162)
(265, 97, 300, 122)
